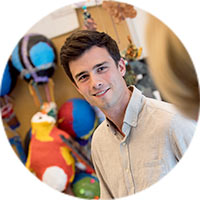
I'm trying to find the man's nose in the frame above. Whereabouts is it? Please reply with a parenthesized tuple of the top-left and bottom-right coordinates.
(90, 74, 103, 89)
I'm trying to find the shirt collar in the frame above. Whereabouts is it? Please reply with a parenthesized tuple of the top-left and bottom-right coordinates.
(106, 86, 145, 131)
(123, 85, 145, 127)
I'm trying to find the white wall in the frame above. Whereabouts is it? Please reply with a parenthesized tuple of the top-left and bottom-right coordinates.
(27, 5, 79, 38)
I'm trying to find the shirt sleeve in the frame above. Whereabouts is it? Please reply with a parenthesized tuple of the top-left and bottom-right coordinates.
(169, 114, 196, 161)
(91, 148, 114, 199)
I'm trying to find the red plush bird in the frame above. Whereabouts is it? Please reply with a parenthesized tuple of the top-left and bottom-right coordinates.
(26, 112, 75, 192)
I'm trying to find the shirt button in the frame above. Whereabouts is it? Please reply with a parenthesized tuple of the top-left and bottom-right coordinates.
(132, 122, 137, 126)
(122, 142, 126, 146)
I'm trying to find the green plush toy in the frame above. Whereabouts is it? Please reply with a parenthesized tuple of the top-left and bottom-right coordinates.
(72, 172, 100, 199)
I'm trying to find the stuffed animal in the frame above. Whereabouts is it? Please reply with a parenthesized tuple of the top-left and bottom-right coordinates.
(0, 59, 19, 97)
(58, 98, 98, 144)
(26, 112, 75, 192)
(11, 33, 57, 84)
(72, 172, 100, 199)
(1, 59, 20, 130)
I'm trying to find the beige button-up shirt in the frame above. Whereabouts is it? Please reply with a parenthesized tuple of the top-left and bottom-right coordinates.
(91, 86, 195, 199)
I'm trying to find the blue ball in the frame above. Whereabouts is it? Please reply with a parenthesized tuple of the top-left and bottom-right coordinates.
(58, 98, 98, 140)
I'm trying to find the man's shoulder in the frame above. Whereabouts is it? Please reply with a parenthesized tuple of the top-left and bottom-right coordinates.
(145, 97, 178, 116)
(91, 120, 109, 156)
(145, 97, 196, 135)
(94, 120, 108, 133)
(92, 120, 107, 142)
(170, 113, 196, 135)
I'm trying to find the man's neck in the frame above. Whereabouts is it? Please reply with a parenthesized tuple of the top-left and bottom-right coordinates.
(103, 88, 132, 132)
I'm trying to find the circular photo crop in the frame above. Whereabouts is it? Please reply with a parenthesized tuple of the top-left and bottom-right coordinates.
(0, 0, 199, 199)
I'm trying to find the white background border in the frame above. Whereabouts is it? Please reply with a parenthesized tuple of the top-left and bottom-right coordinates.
(0, 0, 199, 199)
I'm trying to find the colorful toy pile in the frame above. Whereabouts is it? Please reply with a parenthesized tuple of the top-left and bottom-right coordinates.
(0, 31, 99, 195)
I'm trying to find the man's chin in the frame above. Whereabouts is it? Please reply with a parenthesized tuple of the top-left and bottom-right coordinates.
(86, 98, 110, 110)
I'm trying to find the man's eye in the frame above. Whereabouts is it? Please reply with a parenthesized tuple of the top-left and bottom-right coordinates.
(97, 66, 107, 72)
(78, 75, 88, 82)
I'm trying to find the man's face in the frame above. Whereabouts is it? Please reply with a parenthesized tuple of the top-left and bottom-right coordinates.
(69, 46, 127, 111)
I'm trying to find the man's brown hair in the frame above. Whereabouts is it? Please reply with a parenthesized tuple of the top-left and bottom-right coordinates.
(60, 30, 121, 84)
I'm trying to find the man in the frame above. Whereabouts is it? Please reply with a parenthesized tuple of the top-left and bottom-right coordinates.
(60, 30, 196, 199)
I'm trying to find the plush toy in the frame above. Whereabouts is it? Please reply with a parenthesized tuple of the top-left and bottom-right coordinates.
(11, 33, 57, 84)
(40, 101, 57, 120)
(60, 134, 95, 174)
(58, 98, 98, 143)
(0, 60, 25, 162)
(10, 33, 57, 107)
(26, 112, 75, 192)
(0, 59, 19, 97)
(72, 172, 100, 199)
(0, 59, 20, 129)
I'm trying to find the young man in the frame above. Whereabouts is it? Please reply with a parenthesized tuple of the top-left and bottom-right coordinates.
(60, 30, 196, 199)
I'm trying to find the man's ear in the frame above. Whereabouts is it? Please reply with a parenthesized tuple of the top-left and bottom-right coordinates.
(118, 58, 126, 77)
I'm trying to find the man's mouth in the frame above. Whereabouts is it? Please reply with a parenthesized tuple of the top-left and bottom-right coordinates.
(93, 88, 110, 97)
